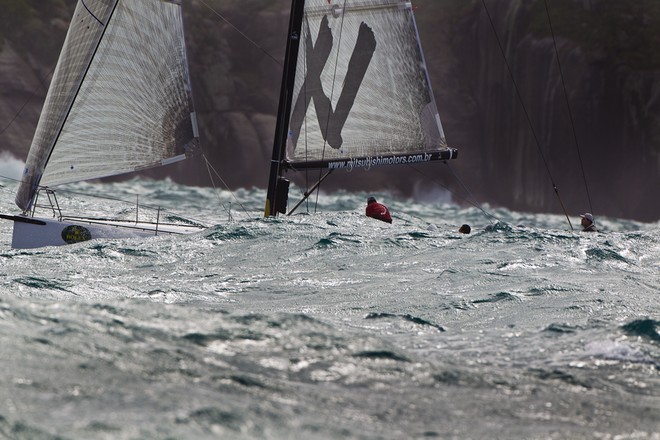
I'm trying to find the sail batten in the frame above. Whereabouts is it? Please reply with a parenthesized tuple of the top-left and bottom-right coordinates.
(15, 0, 197, 211)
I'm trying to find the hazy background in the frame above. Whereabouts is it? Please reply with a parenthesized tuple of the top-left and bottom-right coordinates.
(1, 0, 659, 221)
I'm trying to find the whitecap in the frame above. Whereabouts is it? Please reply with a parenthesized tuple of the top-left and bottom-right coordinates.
(584, 340, 651, 364)
(0, 152, 24, 181)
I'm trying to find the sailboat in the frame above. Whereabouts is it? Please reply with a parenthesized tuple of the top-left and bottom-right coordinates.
(265, 0, 457, 216)
(2, 0, 455, 247)
(0, 0, 205, 249)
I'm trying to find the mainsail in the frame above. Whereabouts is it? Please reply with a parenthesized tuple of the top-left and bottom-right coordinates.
(266, 0, 456, 216)
(15, 0, 198, 211)
(288, 0, 449, 167)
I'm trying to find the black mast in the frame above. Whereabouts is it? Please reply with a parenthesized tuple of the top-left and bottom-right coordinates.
(264, 0, 306, 217)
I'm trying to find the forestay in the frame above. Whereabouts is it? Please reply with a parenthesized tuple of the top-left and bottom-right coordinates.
(15, 0, 198, 211)
(286, 0, 448, 169)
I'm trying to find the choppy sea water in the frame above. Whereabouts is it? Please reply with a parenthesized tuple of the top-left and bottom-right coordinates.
(0, 178, 658, 439)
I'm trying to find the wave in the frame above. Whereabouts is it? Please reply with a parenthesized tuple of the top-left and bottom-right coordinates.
(472, 291, 523, 304)
(0, 152, 24, 181)
(353, 350, 409, 362)
(364, 312, 445, 331)
(583, 340, 653, 364)
(13, 276, 75, 293)
(204, 225, 261, 242)
(621, 319, 660, 343)
(585, 247, 629, 263)
(543, 323, 583, 334)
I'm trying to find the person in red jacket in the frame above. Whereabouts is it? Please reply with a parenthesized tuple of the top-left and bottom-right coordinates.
(365, 196, 392, 223)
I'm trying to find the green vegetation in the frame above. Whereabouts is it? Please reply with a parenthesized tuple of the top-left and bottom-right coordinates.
(529, 0, 660, 70)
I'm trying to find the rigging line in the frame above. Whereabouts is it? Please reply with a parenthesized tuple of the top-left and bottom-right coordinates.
(480, 0, 574, 231)
(406, 163, 501, 224)
(543, 0, 594, 216)
(196, 0, 281, 67)
(0, 180, 18, 195)
(201, 154, 251, 218)
(5, 182, 209, 227)
(0, 92, 36, 138)
(0, 174, 23, 184)
(0, 175, 210, 225)
(0, 64, 56, 138)
(315, 0, 348, 213)
(202, 154, 232, 215)
(443, 162, 498, 224)
(0, 102, 29, 138)
(0, 174, 210, 227)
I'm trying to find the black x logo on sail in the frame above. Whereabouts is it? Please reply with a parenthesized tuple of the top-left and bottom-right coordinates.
(290, 15, 376, 151)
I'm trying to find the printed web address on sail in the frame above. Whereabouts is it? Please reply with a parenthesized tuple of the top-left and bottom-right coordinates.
(328, 153, 434, 170)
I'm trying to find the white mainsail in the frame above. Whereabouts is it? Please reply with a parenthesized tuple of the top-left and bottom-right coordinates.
(286, 0, 447, 165)
(265, 0, 456, 216)
(16, 0, 198, 211)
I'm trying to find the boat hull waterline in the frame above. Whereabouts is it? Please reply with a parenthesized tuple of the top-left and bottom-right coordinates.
(0, 214, 205, 249)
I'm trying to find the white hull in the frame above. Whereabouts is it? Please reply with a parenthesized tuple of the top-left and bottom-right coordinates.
(2, 215, 206, 249)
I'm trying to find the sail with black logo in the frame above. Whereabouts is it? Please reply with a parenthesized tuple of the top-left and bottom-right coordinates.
(1, 0, 204, 248)
(265, 0, 457, 216)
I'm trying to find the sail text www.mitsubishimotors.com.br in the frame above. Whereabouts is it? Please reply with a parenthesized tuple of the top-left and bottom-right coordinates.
(328, 153, 433, 171)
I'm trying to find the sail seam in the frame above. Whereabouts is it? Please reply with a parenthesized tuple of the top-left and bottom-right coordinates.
(80, 0, 105, 26)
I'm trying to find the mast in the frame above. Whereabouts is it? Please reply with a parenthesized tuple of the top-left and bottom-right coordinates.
(264, 0, 306, 217)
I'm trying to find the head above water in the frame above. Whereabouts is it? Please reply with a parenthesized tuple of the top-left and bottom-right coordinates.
(580, 213, 594, 224)
(458, 224, 471, 234)
(367, 196, 377, 204)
